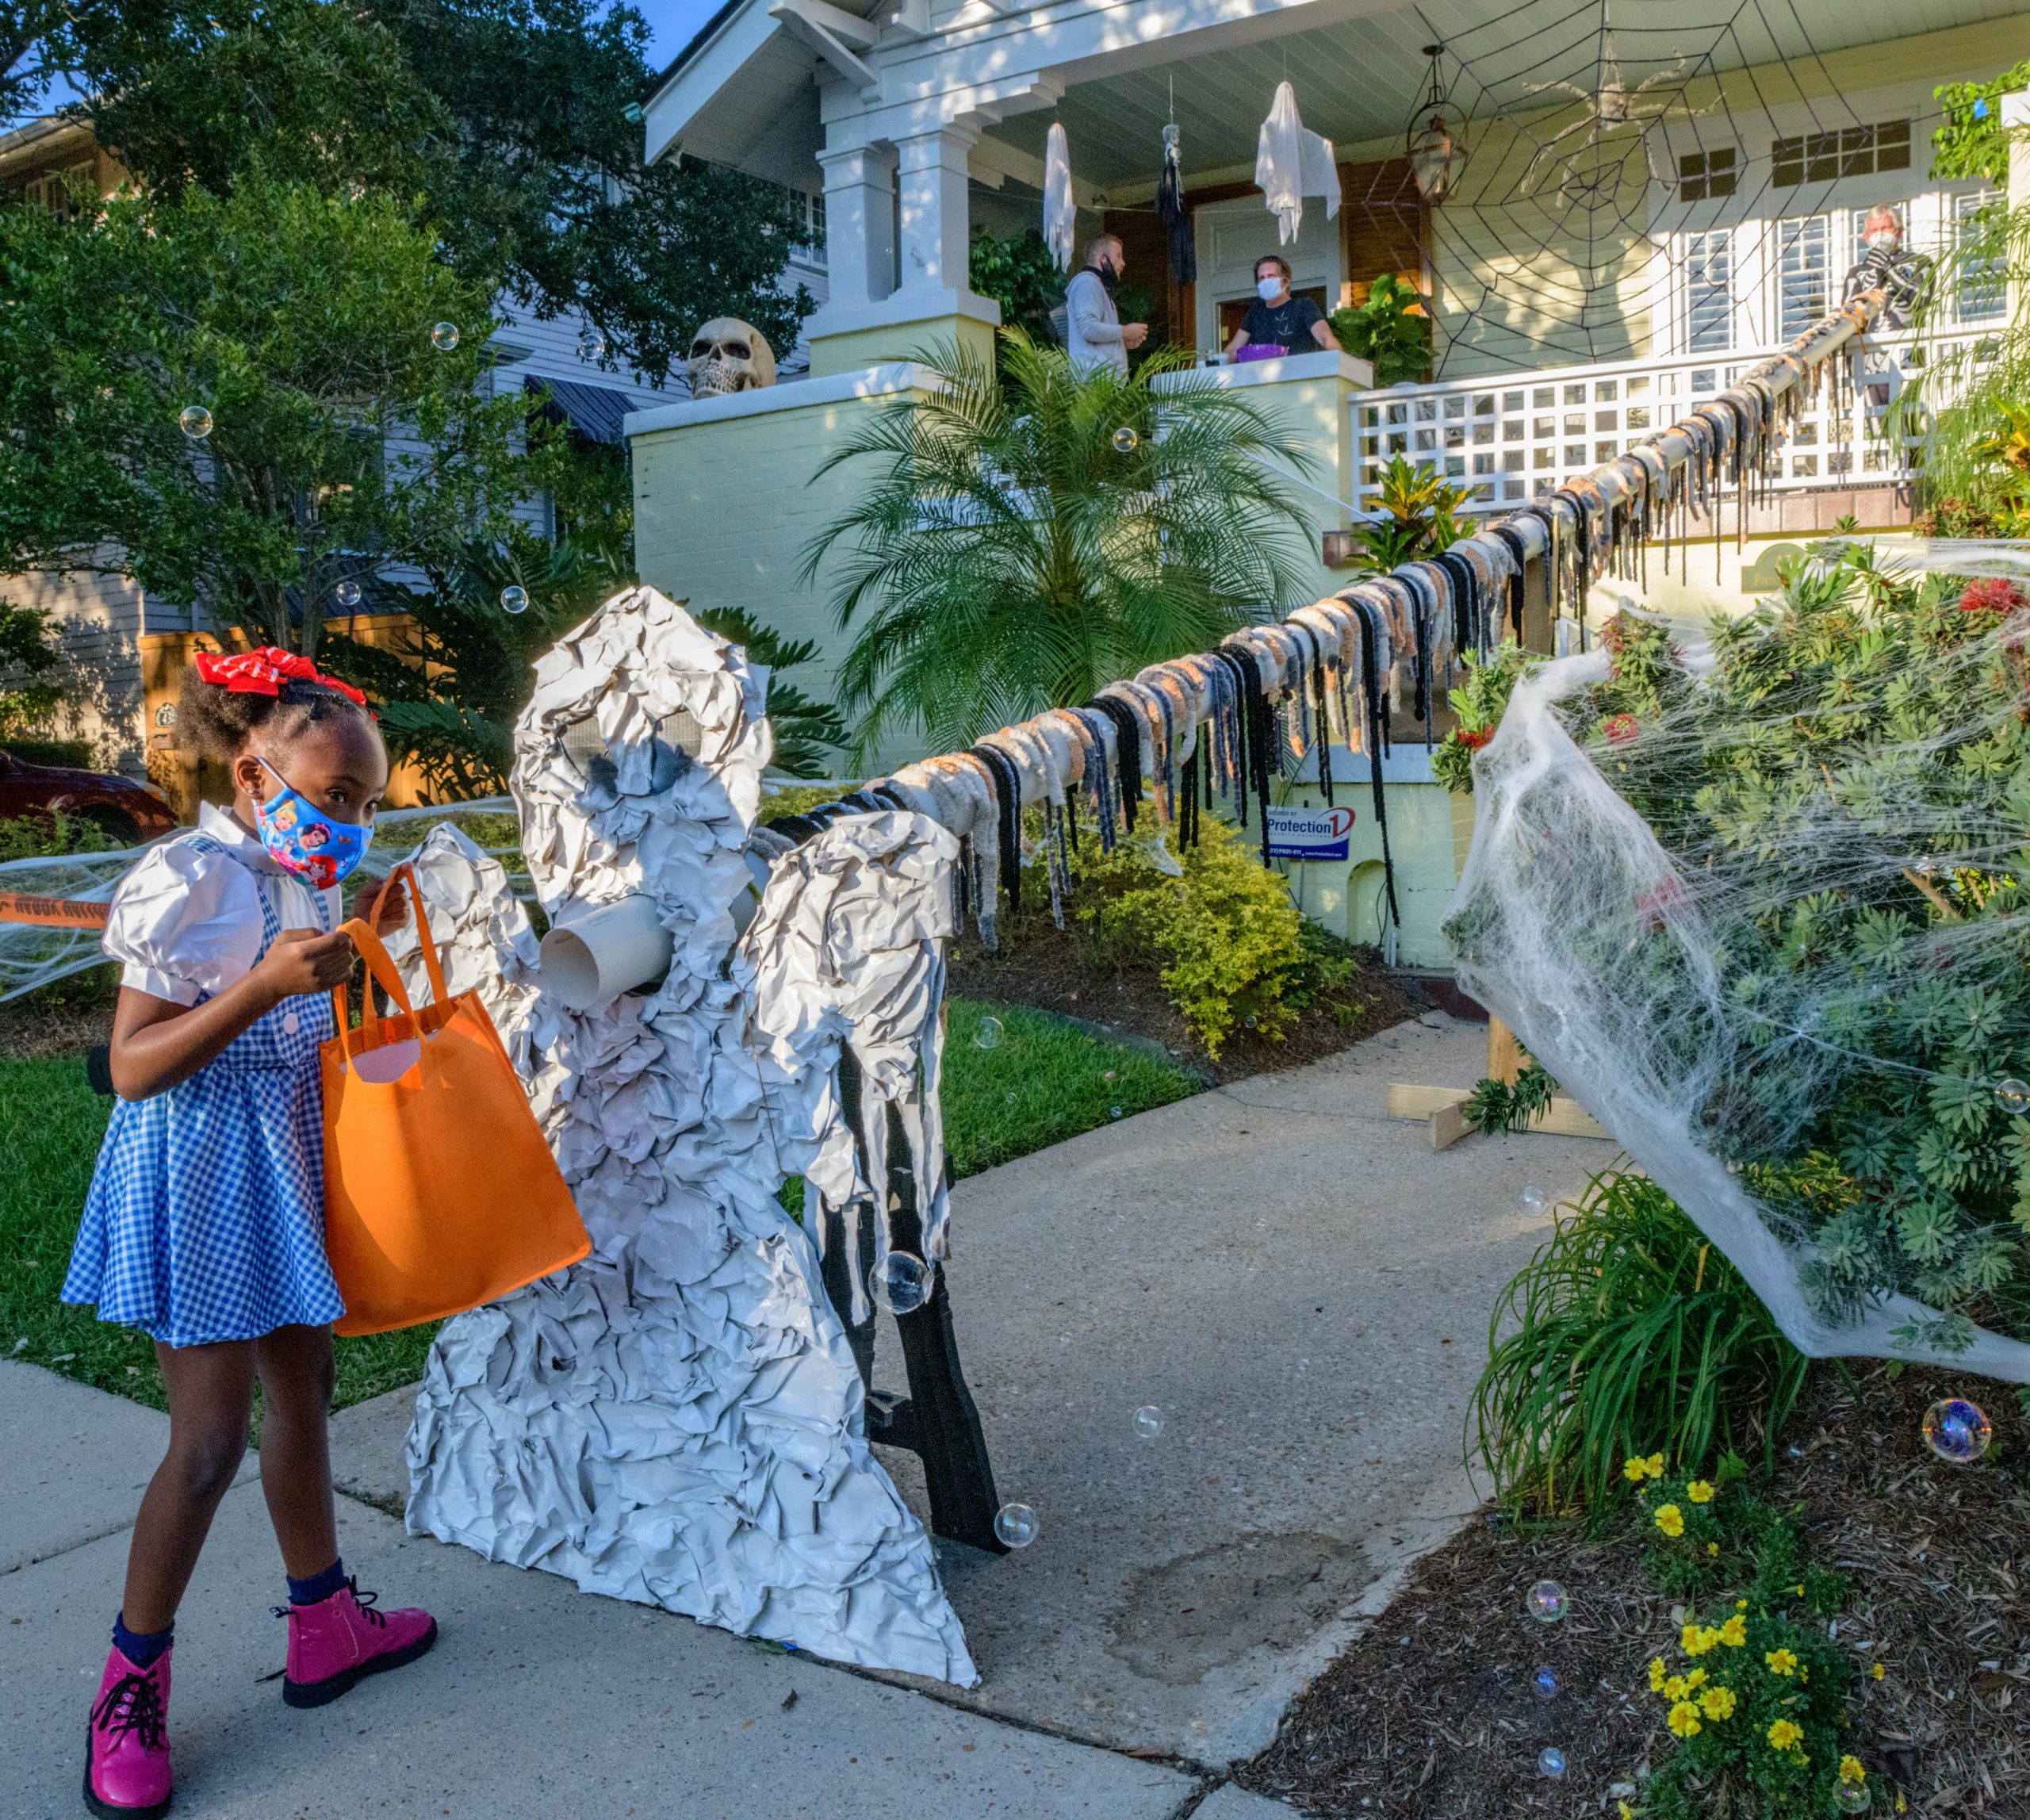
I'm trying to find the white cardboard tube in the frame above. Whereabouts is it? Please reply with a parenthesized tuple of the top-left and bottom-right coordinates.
(538, 893, 673, 1010)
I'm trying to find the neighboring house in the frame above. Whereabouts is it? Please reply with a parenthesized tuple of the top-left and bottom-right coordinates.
(622, 0, 2024, 964)
(0, 116, 695, 778)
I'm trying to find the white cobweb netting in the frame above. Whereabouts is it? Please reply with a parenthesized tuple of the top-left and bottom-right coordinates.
(1446, 539, 2030, 1381)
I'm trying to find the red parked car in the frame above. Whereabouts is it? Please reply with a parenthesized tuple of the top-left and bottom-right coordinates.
(0, 749, 180, 847)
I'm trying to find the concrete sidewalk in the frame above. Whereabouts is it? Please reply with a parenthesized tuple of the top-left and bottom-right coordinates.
(0, 1361, 1210, 1819)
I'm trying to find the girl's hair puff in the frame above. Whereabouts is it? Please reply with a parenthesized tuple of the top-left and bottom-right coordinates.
(177, 665, 374, 764)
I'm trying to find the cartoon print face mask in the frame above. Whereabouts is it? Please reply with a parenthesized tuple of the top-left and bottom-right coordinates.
(254, 757, 372, 889)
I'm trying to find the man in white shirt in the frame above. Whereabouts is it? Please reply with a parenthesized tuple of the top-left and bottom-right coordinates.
(1063, 233, 1147, 376)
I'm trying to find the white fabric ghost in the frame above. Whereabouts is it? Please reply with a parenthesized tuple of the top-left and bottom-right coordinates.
(393, 587, 977, 1686)
(1044, 122, 1076, 271)
(1254, 81, 1340, 245)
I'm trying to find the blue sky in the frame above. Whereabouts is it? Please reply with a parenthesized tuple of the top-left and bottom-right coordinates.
(633, 0, 729, 71)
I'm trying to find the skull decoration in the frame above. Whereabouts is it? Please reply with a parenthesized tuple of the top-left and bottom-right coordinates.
(686, 317, 776, 396)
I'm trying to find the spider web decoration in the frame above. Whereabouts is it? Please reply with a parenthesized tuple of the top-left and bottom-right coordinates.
(1418, 0, 1898, 376)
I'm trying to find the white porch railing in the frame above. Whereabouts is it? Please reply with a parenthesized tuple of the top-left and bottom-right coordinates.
(1351, 331, 1992, 517)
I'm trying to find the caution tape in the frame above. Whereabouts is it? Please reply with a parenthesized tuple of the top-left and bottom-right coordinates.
(0, 892, 113, 929)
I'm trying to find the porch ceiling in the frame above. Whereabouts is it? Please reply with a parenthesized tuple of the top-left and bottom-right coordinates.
(979, 0, 2021, 194)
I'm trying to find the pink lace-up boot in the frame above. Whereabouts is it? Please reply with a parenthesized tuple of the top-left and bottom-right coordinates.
(83, 1643, 173, 1818)
(279, 1578, 437, 1708)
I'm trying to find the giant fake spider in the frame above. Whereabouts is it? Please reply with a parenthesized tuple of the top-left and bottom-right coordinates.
(1515, 29, 1712, 204)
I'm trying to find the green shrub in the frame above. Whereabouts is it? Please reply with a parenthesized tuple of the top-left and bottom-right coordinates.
(1327, 274, 1431, 388)
(1067, 813, 1309, 1058)
(0, 809, 120, 863)
(1472, 1170, 1809, 1521)
(3, 738, 94, 768)
(1629, 1463, 1864, 1820)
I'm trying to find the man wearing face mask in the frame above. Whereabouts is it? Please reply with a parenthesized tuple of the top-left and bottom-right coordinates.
(1226, 255, 1341, 362)
(1841, 205, 1931, 408)
(1065, 233, 1148, 376)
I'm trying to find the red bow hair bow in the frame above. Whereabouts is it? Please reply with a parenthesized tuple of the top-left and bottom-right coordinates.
(193, 647, 368, 708)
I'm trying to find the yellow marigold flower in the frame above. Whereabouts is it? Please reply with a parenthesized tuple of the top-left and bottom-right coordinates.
(1719, 1615, 1748, 1649)
(1683, 1623, 1720, 1657)
(1792, 1584, 1806, 1596)
(1684, 1667, 1708, 1692)
(1687, 1479, 1715, 1503)
(1655, 1504, 1686, 1538)
(1619, 1805, 1635, 1820)
(1839, 1756, 1867, 1787)
(1698, 1684, 1737, 1720)
(1645, 1452, 1666, 1479)
(1667, 1700, 1703, 1739)
(1625, 1456, 1651, 1483)
(1765, 1649, 1799, 1677)
(1736, 1600, 1748, 1610)
(1662, 1674, 1687, 1701)
(1768, 1718, 1804, 1751)
(1706, 1542, 1720, 1557)
(1871, 1662, 1886, 1681)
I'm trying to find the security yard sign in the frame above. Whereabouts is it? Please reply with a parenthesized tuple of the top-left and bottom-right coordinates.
(1265, 805, 1355, 861)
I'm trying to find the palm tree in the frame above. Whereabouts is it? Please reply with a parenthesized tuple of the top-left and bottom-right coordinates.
(802, 330, 1320, 761)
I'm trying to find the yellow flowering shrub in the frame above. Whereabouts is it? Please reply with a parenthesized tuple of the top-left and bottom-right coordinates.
(1655, 1504, 1687, 1538)
(1687, 1479, 1715, 1504)
(1767, 1718, 1804, 1752)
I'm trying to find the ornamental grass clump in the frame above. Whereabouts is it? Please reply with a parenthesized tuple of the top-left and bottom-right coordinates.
(1623, 1462, 1865, 1819)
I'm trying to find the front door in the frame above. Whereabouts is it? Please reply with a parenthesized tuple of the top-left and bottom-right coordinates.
(1193, 195, 1342, 355)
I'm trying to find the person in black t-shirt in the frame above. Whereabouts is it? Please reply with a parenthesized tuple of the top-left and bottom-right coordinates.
(1226, 254, 1341, 360)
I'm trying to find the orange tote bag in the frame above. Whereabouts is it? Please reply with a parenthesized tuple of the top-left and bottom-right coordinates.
(320, 865, 589, 1336)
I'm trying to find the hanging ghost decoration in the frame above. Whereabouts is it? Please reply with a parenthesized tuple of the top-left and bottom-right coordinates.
(389, 586, 977, 1687)
(1156, 121, 1196, 285)
(1044, 121, 1076, 271)
(1255, 80, 1341, 245)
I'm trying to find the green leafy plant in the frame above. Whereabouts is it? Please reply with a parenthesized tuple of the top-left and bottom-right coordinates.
(804, 330, 1316, 761)
(0, 601, 69, 742)
(1931, 58, 2030, 182)
(1328, 274, 1432, 388)
(0, 809, 119, 864)
(968, 227, 1070, 347)
(1625, 1464, 1864, 1820)
(1350, 454, 1475, 577)
(1431, 640, 1532, 793)
(1463, 1059, 1557, 1134)
(1472, 1170, 1809, 1522)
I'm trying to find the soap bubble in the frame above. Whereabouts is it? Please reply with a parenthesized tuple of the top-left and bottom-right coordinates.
(1111, 425, 1139, 454)
(178, 404, 213, 440)
(1836, 1784, 1871, 1814)
(872, 1251, 932, 1316)
(1538, 1746, 1567, 1779)
(1526, 1580, 1568, 1623)
(1109, 1106, 1122, 1119)
(1995, 1078, 2030, 1116)
(1531, 1665, 1562, 1699)
(1521, 1183, 1551, 1214)
(430, 320, 460, 351)
(334, 579, 361, 608)
(576, 327, 607, 361)
(500, 584, 530, 615)
(972, 1015, 1003, 1050)
(1134, 1405, 1163, 1439)
(1921, 1397, 1992, 1464)
(994, 1502, 1037, 1549)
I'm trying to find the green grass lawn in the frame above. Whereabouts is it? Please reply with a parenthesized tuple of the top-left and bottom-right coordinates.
(1, 998, 1196, 1412)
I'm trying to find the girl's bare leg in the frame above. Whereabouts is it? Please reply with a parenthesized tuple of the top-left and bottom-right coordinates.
(253, 1324, 340, 1579)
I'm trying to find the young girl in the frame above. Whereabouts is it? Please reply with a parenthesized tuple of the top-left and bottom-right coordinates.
(62, 649, 436, 1818)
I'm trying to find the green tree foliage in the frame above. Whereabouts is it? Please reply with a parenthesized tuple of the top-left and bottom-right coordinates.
(1931, 57, 2030, 181)
(22, 0, 815, 377)
(0, 600, 67, 741)
(1327, 274, 1432, 388)
(968, 226, 1066, 347)
(805, 330, 1317, 760)
(0, 174, 528, 657)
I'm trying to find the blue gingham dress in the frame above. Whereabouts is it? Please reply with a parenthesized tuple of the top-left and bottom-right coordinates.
(63, 809, 347, 1347)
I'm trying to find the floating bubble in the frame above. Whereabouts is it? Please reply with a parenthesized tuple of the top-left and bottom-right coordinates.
(1521, 1183, 1551, 1214)
(576, 327, 607, 361)
(1836, 1784, 1871, 1814)
(1526, 1580, 1568, 1623)
(1995, 1078, 2030, 1116)
(500, 584, 530, 615)
(1531, 1665, 1562, 1699)
(972, 1015, 1004, 1050)
(872, 1251, 933, 1316)
(178, 404, 213, 440)
(994, 1502, 1037, 1549)
(431, 320, 460, 351)
(1538, 1746, 1567, 1779)
(1109, 1106, 1122, 1119)
(1134, 1405, 1163, 1439)
(335, 579, 361, 608)
(1921, 1397, 1992, 1464)
(1111, 425, 1139, 454)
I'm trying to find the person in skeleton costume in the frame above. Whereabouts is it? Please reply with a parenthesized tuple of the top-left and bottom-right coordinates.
(388, 587, 975, 1684)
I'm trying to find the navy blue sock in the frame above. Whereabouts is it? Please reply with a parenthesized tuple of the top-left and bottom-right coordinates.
(113, 1613, 174, 1669)
(286, 1558, 348, 1606)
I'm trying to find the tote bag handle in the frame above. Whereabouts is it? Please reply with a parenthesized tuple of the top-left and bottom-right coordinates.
(332, 862, 450, 1036)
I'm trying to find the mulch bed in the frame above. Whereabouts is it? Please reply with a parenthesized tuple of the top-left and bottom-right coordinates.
(1236, 1364, 2028, 1816)
(946, 918, 1423, 1085)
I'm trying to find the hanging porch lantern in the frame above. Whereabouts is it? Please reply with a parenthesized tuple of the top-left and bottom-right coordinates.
(1406, 45, 1466, 204)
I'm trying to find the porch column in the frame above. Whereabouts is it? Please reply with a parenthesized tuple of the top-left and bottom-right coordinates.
(818, 144, 897, 312)
(894, 122, 977, 300)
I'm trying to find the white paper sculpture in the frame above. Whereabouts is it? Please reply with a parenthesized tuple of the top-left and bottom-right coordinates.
(394, 587, 977, 1684)
(1255, 80, 1340, 245)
